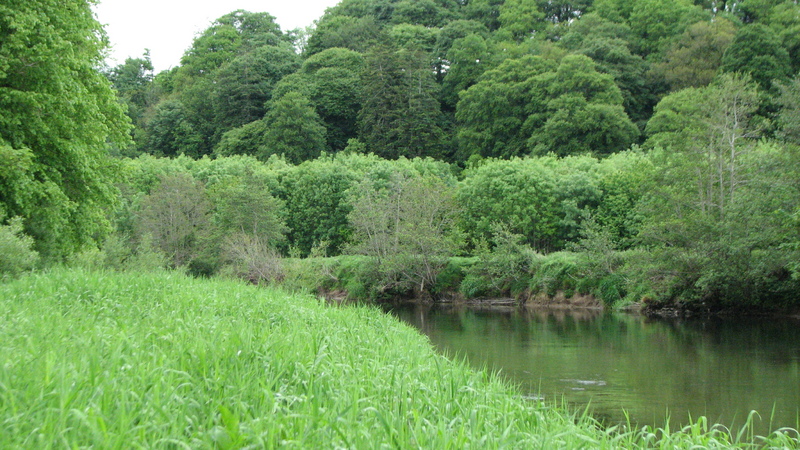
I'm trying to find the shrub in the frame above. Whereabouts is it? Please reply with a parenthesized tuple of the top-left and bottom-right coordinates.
(0, 217, 39, 279)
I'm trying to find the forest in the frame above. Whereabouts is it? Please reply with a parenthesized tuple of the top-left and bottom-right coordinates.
(3, 0, 800, 313)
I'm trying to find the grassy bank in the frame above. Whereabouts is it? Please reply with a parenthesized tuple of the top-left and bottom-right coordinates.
(1, 269, 797, 448)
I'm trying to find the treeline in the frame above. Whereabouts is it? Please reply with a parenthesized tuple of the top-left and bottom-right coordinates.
(108, 0, 800, 163)
(46, 146, 799, 311)
(3, 0, 800, 312)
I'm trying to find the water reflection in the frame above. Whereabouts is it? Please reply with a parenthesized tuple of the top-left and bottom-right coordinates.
(389, 303, 800, 434)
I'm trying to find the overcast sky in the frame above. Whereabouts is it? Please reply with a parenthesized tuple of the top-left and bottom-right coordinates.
(94, 0, 342, 73)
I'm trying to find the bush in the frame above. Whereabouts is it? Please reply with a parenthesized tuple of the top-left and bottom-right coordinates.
(529, 252, 587, 298)
(220, 234, 283, 284)
(0, 217, 39, 279)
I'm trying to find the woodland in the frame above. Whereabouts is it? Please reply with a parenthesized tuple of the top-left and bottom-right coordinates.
(3, 0, 800, 312)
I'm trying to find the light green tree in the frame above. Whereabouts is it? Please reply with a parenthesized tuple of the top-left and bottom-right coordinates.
(0, 0, 131, 259)
(348, 173, 462, 296)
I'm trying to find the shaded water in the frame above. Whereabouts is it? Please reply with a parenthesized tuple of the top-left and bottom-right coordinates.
(389, 304, 800, 434)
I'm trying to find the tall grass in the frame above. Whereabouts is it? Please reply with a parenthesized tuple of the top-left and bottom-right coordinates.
(1, 268, 797, 448)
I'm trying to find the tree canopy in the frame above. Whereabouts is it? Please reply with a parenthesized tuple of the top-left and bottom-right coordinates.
(0, 0, 131, 259)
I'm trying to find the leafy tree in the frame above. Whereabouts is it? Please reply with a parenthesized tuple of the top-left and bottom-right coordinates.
(213, 119, 269, 158)
(766, 1, 800, 73)
(139, 10, 294, 157)
(527, 54, 639, 155)
(592, 0, 638, 23)
(645, 74, 761, 218)
(178, 10, 284, 79)
(389, 23, 440, 52)
(441, 34, 491, 109)
(300, 49, 365, 151)
(456, 55, 557, 159)
(391, 0, 461, 27)
(211, 44, 300, 132)
(0, 0, 131, 259)
(209, 175, 286, 245)
(537, 0, 593, 24)
(457, 54, 637, 158)
(305, 15, 385, 55)
(497, 0, 548, 41)
(135, 173, 212, 268)
(558, 13, 656, 125)
(347, 172, 462, 295)
(143, 99, 203, 157)
(279, 159, 357, 256)
(0, 216, 39, 279)
(721, 23, 792, 90)
(105, 52, 156, 154)
(629, 0, 709, 58)
(260, 93, 327, 164)
(463, 0, 504, 31)
(656, 18, 737, 91)
(776, 76, 800, 145)
(457, 158, 561, 251)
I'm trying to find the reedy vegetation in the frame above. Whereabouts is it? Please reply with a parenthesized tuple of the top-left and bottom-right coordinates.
(1, 268, 798, 448)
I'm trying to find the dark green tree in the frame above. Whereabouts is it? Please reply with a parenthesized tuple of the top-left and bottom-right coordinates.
(358, 46, 445, 159)
(260, 93, 327, 164)
(105, 52, 156, 154)
(776, 77, 800, 145)
(721, 23, 792, 91)
(211, 44, 300, 132)
(305, 15, 385, 55)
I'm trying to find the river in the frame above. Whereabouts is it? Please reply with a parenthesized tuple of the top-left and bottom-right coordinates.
(388, 303, 800, 435)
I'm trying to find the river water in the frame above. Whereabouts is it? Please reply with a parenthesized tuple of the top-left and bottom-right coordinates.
(388, 303, 800, 435)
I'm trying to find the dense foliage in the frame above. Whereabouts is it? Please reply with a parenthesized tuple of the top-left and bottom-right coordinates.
(0, 0, 130, 259)
(3, 0, 800, 312)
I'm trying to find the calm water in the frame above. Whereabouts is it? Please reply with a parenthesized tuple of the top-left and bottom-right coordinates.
(389, 304, 800, 434)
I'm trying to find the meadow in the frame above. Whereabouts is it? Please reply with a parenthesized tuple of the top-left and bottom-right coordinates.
(1, 268, 797, 448)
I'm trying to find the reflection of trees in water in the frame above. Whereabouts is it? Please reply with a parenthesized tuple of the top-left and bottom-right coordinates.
(389, 303, 800, 434)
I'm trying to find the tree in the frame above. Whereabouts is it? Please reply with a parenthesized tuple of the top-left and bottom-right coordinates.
(776, 76, 800, 145)
(627, 0, 708, 58)
(305, 15, 385, 55)
(140, 10, 294, 157)
(527, 54, 639, 155)
(211, 44, 300, 132)
(358, 46, 445, 159)
(105, 52, 156, 154)
(135, 173, 211, 268)
(558, 13, 656, 125)
(280, 159, 356, 256)
(260, 92, 327, 164)
(497, 0, 548, 41)
(441, 34, 491, 109)
(300, 49, 364, 151)
(656, 18, 737, 91)
(457, 158, 561, 251)
(456, 54, 637, 159)
(456, 55, 557, 159)
(645, 74, 761, 218)
(348, 172, 461, 295)
(721, 23, 792, 91)
(0, 0, 131, 259)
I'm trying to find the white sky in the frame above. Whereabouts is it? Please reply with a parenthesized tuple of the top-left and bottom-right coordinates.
(93, 0, 342, 73)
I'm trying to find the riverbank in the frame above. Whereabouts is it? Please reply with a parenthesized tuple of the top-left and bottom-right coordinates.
(2, 268, 798, 447)
(280, 255, 800, 318)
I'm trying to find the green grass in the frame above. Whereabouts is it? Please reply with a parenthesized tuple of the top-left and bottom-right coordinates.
(1, 268, 797, 448)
